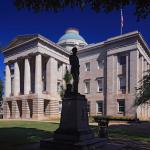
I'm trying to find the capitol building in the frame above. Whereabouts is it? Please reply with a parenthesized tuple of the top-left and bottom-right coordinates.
(2, 28, 150, 120)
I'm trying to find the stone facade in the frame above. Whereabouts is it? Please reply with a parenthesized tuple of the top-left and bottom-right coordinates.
(78, 31, 150, 120)
(2, 29, 150, 120)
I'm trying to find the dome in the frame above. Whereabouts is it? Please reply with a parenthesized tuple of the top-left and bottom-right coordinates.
(57, 28, 87, 51)
(58, 28, 86, 42)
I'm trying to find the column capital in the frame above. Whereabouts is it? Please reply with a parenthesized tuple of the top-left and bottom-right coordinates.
(34, 52, 42, 56)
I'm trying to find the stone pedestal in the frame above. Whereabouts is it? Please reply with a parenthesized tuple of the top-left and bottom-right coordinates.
(41, 93, 106, 150)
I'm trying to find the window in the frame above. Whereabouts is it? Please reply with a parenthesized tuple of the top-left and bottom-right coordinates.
(57, 61, 62, 71)
(85, 62, 90, 71)
(97, 78, 104, 92)
(118, 55, 126, 65)
(119, 75, 126, 91)
(57, 81, 61, 93)
(118, 99, 125, 113)
(96, 101, 103, 113)
(87, 101, 90, 113)
(97, 60, 104, 69)
(84, 80, 90, 94)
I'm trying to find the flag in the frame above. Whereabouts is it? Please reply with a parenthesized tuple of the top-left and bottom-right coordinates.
(121, 8, 124, 34)
(121, 9, 123, 27)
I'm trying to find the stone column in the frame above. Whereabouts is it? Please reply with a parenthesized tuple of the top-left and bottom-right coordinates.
(144, 59, 147, 75)
(35, 53, 42, 94)
(130, 50, 139, 93)
(126, 54, 129, 93)
(24, 58, 31, 94)
(22, 99, 30, 119)
(112, 55, 118, 94)
(5, 64, 11, 97)
(14, 61, 20, 96)
(141, 56, 144, 79)
(128, 50, 139, 117)
(62, 63, 66, 86)
(46, 57, 57, 96)
(106, 55, 118, 116)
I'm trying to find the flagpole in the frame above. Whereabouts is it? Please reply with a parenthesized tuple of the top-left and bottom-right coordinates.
(121, 23, 122, 35)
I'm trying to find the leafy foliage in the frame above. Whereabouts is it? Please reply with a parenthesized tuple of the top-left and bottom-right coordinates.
(135, 69, 150, 106)
(59, 85, 65, 98)
(63, 67, 72, 85)
(59, 67, 72, 98)
(14, 0, 150, 20)
(93, 115, 136, 122)
(0, 79, 3, 101)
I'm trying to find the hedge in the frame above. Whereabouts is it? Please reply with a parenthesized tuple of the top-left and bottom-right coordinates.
(93, 115, 139, 122)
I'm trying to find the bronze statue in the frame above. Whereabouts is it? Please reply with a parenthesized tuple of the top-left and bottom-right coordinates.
(69, 47, 80, 94)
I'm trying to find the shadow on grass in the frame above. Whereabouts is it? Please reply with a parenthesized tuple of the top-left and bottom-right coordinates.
(0, 127, 53, 150)
(90, 122, 150, 143)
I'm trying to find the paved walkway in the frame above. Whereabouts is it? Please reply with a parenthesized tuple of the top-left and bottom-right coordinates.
(17, 139, 150, 150)
(17, 142, 125, 150)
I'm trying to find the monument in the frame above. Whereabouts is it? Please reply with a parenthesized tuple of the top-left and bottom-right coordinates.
(40, 47, 106, 150)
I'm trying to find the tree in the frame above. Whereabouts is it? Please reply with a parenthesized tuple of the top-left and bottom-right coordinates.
(135, 69, 150, 106)
(59, 67, 72, 98)
(63, 67, 72, 85)
(14, 0, 150, 20)
(0, 78, 3, 102)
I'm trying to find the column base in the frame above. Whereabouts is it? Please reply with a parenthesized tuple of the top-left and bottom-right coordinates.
(22, 113, 31, 119)
(32, 114, 45, 120)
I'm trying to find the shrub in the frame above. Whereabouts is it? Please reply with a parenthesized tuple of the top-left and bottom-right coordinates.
(93, 115, 136, 122)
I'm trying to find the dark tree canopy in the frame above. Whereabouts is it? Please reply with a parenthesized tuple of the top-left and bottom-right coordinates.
(14, 0, 150, 20)
(135, 70, 150, 106)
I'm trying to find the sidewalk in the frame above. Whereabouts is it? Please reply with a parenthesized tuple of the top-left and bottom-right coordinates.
(17, 142, 125, 150)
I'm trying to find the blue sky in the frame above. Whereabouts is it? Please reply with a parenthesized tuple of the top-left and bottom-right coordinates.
(0, 0, 150, 80)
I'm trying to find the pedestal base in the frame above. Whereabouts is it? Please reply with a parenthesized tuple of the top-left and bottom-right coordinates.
(40, 137, 107, 150)
(40, 93, 107, 150)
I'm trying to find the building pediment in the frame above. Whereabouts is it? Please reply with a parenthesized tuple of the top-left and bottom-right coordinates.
(2, 35, 38, 52)
(2, 34, 70, 56)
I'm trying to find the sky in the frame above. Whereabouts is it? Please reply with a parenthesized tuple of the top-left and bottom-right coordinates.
(0, 0, 150, 81)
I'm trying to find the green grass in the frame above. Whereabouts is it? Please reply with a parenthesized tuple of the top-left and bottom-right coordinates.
(0, 120, 59, 150)
(0, 120, 150, 150)
(109, 130, 150, 142)
(91, 123, 150, 143)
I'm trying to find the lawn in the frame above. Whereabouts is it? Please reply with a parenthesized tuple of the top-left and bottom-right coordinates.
(108, 122, 150, 142)
(0, 120, 59, 150)
(0, 120, 150, 150)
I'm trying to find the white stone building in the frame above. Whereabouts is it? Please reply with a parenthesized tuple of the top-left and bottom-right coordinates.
(2, 28, 150, 120)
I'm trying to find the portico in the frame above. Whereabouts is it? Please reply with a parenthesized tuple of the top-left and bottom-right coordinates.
(3, 35, 69, 120)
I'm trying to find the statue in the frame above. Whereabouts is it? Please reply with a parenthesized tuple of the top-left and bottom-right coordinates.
(69, 47, 80, 94)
